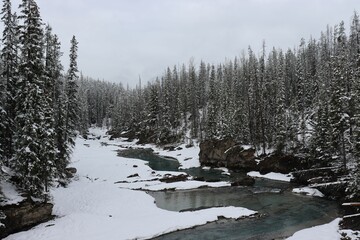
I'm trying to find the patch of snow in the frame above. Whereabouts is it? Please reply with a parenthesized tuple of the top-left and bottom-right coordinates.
(118, 180, 230, 191)
(292, 187, 324, 197)
(214, 167, 230, 175)
(310, 181, 347, 188)
(0, 181, 25, 206)
(241, 145, 252, 150)
(255, 147, 275, 156)
(287, 218, 341, 240)
(1, 166, 14, 176)
(342, 202, 360, 206)
(202, 166, 211, 170)
(343, 213, 360, 219)
(247, 171, 293, 182)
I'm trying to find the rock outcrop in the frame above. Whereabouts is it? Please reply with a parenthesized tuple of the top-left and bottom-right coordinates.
(0, 199, 53, 238)
(258, 154, 303, 174)
(199, 138, 257, 170)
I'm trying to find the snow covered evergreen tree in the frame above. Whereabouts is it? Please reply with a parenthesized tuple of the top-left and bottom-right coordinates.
(1, 0, 18, 163)
(329, 22, 350, 169)
(13, 0, 55, 198)
(58, 35, 79, 176)
(206, 65, 219, 139)
(44, 25, 69, 180)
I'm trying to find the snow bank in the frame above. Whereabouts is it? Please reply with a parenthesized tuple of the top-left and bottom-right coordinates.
(0, 181, 25, 205)
(247, 171, 293, 182)
(292, 187, 324, 197)
(287, 218, 341, 240)
(118, 180, 231, 191)
(5, 128, 256, 240)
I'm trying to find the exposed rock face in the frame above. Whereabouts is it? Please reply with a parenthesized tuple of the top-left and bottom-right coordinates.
(258, 154, 303, 174)
(199, 138, 257, 170)
(0, 199, 53, 238)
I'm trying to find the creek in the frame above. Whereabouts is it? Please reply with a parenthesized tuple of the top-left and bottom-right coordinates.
(118, 148, 339, 240)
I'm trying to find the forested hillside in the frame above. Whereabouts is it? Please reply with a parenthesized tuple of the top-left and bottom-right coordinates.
(0, 0, 79, 199)
(78, 13, 360, 198)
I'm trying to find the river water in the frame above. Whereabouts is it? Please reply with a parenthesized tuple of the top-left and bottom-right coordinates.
(118, 149, 339, 240)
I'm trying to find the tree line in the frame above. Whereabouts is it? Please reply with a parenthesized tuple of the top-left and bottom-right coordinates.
(77, 13, 360, 197)
(0, 0, 79, 200)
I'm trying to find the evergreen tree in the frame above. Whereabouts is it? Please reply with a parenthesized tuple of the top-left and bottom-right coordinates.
(44, 25, 68, 180)
(60, 35, 79, 175)
(206, 65, 218, 139)
(14, 0, 55, 198)
(329, 22, 350, 169)
(1, 0, 18, 163)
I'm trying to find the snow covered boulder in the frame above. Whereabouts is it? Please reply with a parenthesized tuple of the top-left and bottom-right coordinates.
(199, 138, 237, 167)
(199, 138, 257, 171)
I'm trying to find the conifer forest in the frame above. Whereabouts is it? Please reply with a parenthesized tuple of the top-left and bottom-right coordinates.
(0, 0, 360, 238)
(77, 14, 360, 199)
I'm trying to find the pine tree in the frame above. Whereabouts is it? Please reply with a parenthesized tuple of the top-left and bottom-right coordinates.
(274, 50, 287, 153)
(44, 25, 68, 180)
(60, 35, 79, 175)
(329, 22, 350, 169)
(1, 0, 18, 163)
(14, 0, 55, 198)
(206, 65, 219, 139)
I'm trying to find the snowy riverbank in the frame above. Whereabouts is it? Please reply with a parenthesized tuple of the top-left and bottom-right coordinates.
(5, 128, 256, 240)
(5, 128, 359, 240)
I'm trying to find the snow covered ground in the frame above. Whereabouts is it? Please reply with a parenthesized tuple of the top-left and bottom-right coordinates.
(5, 127, 358, 240)
(5, 128, 256, 240)
(287, 218, 342, 240)
(292, 187, 324, 198)
(247, 171, 293, 182)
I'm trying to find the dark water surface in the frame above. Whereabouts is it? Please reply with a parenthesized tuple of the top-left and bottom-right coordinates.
(118, 148, 339, 240)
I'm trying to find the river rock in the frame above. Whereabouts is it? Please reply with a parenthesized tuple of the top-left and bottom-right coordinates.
(0, 199, 53, 238)
(258, 154, 303, 174)
(65, 167, 77, 178)
(231, 176, 255, 186)
(160, 174, 188, 183)
(199, 138, 257, 170)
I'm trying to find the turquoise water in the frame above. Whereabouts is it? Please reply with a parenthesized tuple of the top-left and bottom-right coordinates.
(118, 148, 339, 240)
(150, 184, 339, 239)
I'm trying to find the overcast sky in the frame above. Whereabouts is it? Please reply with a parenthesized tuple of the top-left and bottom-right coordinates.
(10, 0, 360, 87)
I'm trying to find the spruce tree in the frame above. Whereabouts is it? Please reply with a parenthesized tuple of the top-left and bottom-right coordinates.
(329, 22, 350, 169)
(60, 35, 79, 175)
(1, 0, 18, 163)
(206, 65, 219, 139)
(44, 25, 68, 180)
(14, 0, 55, 198)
